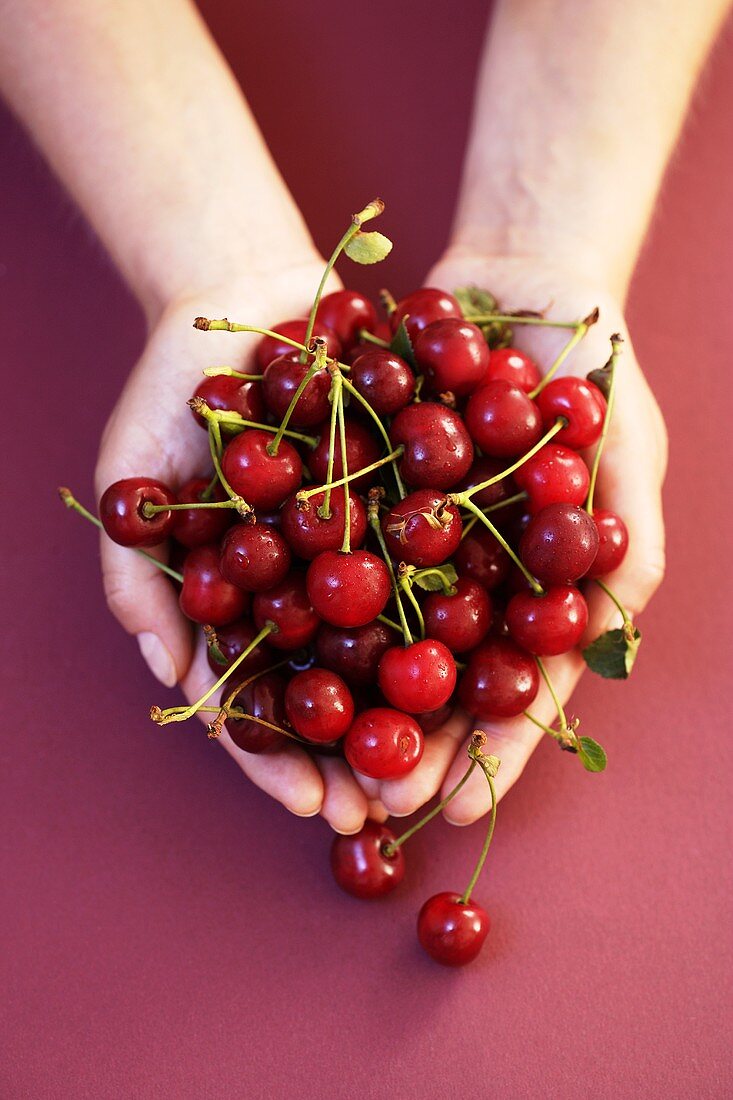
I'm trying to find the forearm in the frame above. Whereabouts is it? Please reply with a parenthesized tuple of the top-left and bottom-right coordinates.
(0, 0, 317, 317)
(452, 0, 729, 296)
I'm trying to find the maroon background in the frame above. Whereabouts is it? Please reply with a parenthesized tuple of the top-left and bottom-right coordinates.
(2, 2, 732, 1096)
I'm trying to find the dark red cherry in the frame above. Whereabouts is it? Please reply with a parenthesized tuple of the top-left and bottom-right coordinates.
(423, 578, 492, 654)
(309, 417, 381, 493)
(458, 636, 539, 718)
(252, 572, 320, 650)
(316, 289, 378, 351)
(330, 820, 405, 899)
(417, 892, 490, 966)
(390, 402, 473, 489)
(520, 503, 599, 585)
(481, 347, 541, 393)
(206, 618, 273, 676)
(224, 672, 288, 753)
(506, 585, 588, 655)
(179, 544, 249, 626)
(255, 319, 341, 370)
(99, 477, 176, 548)
(284, 667, 354, 743)
(190, 375, 264, 430)
(414, 704, 453, 734)
(535, 377, 606, 449)
(457, 456, 515, 510)
(390, 287, 462, 343)
(314, 620, 398, 686)
(513, 442, 590, 513)
(221, 429, 302, 510)
(378, 640, 457, 714)
(414, 319, 489, 396)
(465, 379, 543, 458)
(280, 488, 367, 560)
(585, 509, 629, 577)
(170, 477, 231, 549)
(306, 550, 391, 628)
(262, 351, 332, 428)
(219, 522, 292, 591)
(344, 707, 424, 780)
(381, 490, 462, 567)
(350, 349, 415, 415)
(454, 529, 510, 591)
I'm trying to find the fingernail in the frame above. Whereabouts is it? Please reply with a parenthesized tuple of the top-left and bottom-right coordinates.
(331, 824, 364, 836)
(137, 632, 177, 687)
(290, 804, 322, 818)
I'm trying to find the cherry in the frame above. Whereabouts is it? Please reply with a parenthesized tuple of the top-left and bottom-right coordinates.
(414, 703, 453, 734)
(520, 503, 599, 585)
(481, 347, 541, 393)
(506, 585, 588, 655)
(381, 490, 462, 567)
(535, 377, 606, 449)
(458, 636, 539, 718)
(344, 707, 424, 780)
(378, 639, 457, 714)
(179, 544, 249, 626)
(423, 578, 492, 654)
(99, 477, 176, 547)
(458, 456, 515, 510)
(190, 375, 264, 430)
(225, 672, 288, 753)
(284, 667, 354, 743)
(280, 488, 367, 560)
(316, 289, 378, 351)
(252, 572, 320, 650)
(170, 478, 232, 549)
(306, 550, 391, 628)
(330, 821, 405, 899)
(417, 893, 489, 966)
(262, 352, 332, 428)
(585, 509, 629, 577)
(255, 319, 341, 370)
(206, 618, 273, 676)
(513, 442, 590, 514)
(221, 429, 302, 510)
(350, 349, 415, 415)
(219, 522, 292, 591)
(454, 528, 510, 591)
(309, 417, 381, 493)
(390, 402, 473, 489)
(413, 319, 489, 396)
(465, 379, 543, 458)
(390, 287, 462, 343)
(314, 620, 398, 686)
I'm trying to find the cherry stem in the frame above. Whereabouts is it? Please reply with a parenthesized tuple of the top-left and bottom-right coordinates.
(206, 421, 251, 518)
(458, 420, 565, 504)
(58, 488, 184, 583)
(202, 366, 263, 380)
(340, 376, 406, 497)
(463, 311, 582, 330)
(458, 496, 543, 594)
(190, 398, 318, 447)
(379, 288, 397, 316)
(382, 760, 479, 856)
(460, 490, 528, 539)
(143, 499, 236, 516)
(586, 333, 623, 515)
(199, 471, 219, 503)
(412, 567, 456, 595)
(522, 709, 577, 750)
(594, 578, 633, 628)
(357, 329, 390, 349)
(377, 612, 402, 633)
(460, 742, 500, 905)
(399, 575, 426, 640)
(369, 500, 413, 645)
(194, 318, 309, 354)
(298, 446, 404, 507)
(535, 656, 569, 732)
(269, 341, 329, 455)
(336, 381, 351, 553)
(528, 308, 600, 399)
(320, 371, 342, 519)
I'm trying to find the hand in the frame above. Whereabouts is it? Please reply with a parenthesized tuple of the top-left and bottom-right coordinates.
(366, 251, 668, 825)
(94, 260, 378, 835)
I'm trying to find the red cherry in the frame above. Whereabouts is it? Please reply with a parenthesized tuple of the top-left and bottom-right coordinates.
(225, 672, 288, 753)
(280, 488, 367, 560)
(309, 417, 381, 493)
(417, 892, 490, 966)
(262, 352, 332, 428)
(414, 704, 453, 734)
(457, 456, 515, 510)
(179, 544, 249, 626)
(330, 820, 405, 899)
(465, 379, 543, 458)
(390, 287, 462, 343)
(344, 707, 424, 780)
(520, 503, 599, 585)
(378, 639, 457, 714)
(535, 377, 606, 449)
(206, 618, 273, 676)
(314, 620, 398, 686)
(381, 490, 462, 567)
(585, 509, 629, 577)
(219, 522, 292, 591)
(481, 347, 541, 393)
(350, 349, 415, 415)
(221, 429, 302, 510)
(454, 528, 510, 591)
(252, 572, 320, 650)
(99, 477, 176, 548)
(306, 550, 391, 628)
(423, 577, 492, 654)
(316, 289, 378, 351)
(513, 443, 590, 513)
(284, 667, 354, 743)
(414, 319, 489, 396)
(190, 375, 264, 430)
(458, 636, 539, 718)
(255, 319, 341, 370)
(390, 402, 473, 489)
(506, 585, 588, 655)
(170, 478, 231, 549)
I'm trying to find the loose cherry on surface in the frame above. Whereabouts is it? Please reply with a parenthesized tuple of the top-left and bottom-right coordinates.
(413, 318, 490, 397)
(390, 287, 463, 343)
(309, 417, 382, 493)
(423, 577, 492, 654)
(316, 289, 378, 351)
(99, 477, 176, 548)
(255, 319, 342, 371)
(190, 376, 265, 430)
(457, 456, 515, 510)
(284, 667, 354, 743)
(465, 379, 543, 458)
(520, 503, 599, 586)
(179, 544, 250, 626)
(206, 618, 273, 676)
(378, 639, 457, 714)
(170, 477, 232, 549)
(535, 377, 607, 449)
(280, 488, 368, 560)
(330, 821, 405, 899)
(314, 620, 398, 686)
(390, 402, 474, 490)
(417, 892, 490, 967)
(458, 636, 540, 718)
(221, 429, 302, 510)
(252, 572, 320, 650)
(481, 347, 542, 394)
(381, 490, 462, 567)
(306, 550, 391, 628)
(219, 522, 292, 591)
(262, 352, 332, 428)
(585, 509, 629, 578)
(350, 349, 416, 415)
(344, 707, 424, 780)
(506, 585, 589, 655)
(454, 528, 511, 591)
(513, 442, 590, 514)
(224, 672, 288, 753)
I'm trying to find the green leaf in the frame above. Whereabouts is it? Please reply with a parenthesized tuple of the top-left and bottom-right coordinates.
(453, 285, 498, 316)
(412, 564, 458, 592)
(344, 230, 393, 265)
(582, 626, 641, 679)
(577, 736, 607, 772)
(389, 318, 417, 368)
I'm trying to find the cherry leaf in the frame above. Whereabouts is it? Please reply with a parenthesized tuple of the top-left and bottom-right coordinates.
(412, 564, 458, 592)
(453, 285, 497, 316)
(577, 736, 607, 772)
(389, 319, 417, 368)
(344, 230, 393, 265)
(582, 627, 641, 679)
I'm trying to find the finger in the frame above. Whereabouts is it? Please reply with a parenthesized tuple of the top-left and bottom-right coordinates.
(351, 772, 382, 801)
(367, 799, 390, 824)
(378, 708, 473, 817)
(316, 756, 369, 834)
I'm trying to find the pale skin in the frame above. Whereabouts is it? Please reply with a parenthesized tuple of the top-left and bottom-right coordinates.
(1, 0, 727, 831)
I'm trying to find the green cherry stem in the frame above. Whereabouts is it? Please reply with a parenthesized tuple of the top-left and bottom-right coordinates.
(377, 613, 402, 633)
(336, 381, 351, 554)
(455, 496, 543, 594)
(399, 571, 426, 640)
(460, 739, 501, 905)
(594, 579, 636, 638)
(535, 656, 570, 733)
(269, 340, 329, 455)
(340, 376, 406, 497)
(586, 333, 623, 515)
(456, 420, 565, 505)
(189, 399, 318, 447)
(194, 317, 308, 354)
(205, 421, 251, 517)
(460, 490, 529, 539)
(320, 369, 342, 519)
(522, 710, 577, 749)
(368, 493, 413, 645)
(298, 446, 404, 506)
(202, 366, 263, 380)
(357, 329, 390, 349)
(382, 759, 479, 856)
(463, 311, 584, 330)
(143, 499, 236, 516)
(528, 308, 600, 399)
